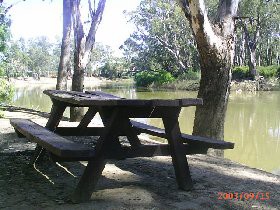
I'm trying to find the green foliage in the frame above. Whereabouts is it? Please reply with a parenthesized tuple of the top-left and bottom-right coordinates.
(0, 5, 11, 54)
(258, 66, 280, 78)
(134, 70, 175, 87)
(177, 70, 200, 81)
(277, 66, 280, 78)
(235, 0, 280, 67)
(122, 0, 198, 77)
(0, 64, 5, 77)
(1, 37, 61, 79)
(160, 79, 200, 91)
(0, 78, 14, 104)
(232, 66, 250, 80)
(233, 66, 280, 79)
(98, 58, 130, 79)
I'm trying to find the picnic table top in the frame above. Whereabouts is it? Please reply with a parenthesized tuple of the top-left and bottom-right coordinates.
(43, 90, 203, 107)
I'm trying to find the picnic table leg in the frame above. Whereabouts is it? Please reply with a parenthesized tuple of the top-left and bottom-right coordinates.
(77, 107, 98, 128)
(162, 107, 193, 191)
(45, 101, 67, 131)
(99, 108, 124, 158)
(72, 108, 123, 202)
(122, 117, 142, 148)
(100, 107, 141, 148)
(71, 157, 106, 203)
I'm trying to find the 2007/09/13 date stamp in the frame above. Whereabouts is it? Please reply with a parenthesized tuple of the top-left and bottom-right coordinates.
(218, 192, 270, 201)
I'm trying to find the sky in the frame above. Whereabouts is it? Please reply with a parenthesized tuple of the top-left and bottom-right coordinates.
(7, 0, 140, 56)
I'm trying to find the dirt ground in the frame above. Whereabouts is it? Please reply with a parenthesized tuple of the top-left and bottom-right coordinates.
(0, 110, 279, 210)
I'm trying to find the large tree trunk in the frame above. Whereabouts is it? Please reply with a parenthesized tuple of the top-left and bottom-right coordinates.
(56, 0, 73, 90)
(178, 0, 240, 156)
(70, 0, 106, 121)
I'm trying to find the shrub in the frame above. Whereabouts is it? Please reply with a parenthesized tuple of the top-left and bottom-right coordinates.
(232, 66, 250, 79)
(177, 70, 200, 81)
(277, 66, 280, 78)
(233, 65, 280, 79)
(258, 65, 279, 78)
(0, 78, 14, 104)
(134, 70, 175, 87)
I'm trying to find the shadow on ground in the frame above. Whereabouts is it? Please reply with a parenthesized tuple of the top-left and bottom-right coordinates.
(0, 147, 279, 210)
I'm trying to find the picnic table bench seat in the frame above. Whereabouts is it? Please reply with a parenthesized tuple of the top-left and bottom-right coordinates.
(10, 119, 96, 160)
(130, 120, 234, 150)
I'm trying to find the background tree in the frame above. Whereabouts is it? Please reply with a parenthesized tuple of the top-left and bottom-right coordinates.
(0, 2, 11, 78)
(0, 3, 11, 55)
(56, 0, 73, 90)
(1, 37, 60, 79)
(70, 0, 106, 121)
(235, 0, 280, 78)
(26, 37, 54, 79)
(87, 42, 113, 76)
(122, 0, 199, 77)
(4, 39, 30, 78)
(177, 0, 240, 156)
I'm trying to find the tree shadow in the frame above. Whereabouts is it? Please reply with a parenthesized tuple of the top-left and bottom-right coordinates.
(0, 149, 279, 209)
(1, 105, 69, 121)
(112, 155, 280, 210)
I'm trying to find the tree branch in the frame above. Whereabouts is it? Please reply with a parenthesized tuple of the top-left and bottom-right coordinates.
(88, 0, 95, 18)
(153, 34, 187, 70)
(72, 0, 85, 54)
(85, 0, 106, 52)
(216, 0, 240, 23)
(176, 0, 191, 21)
(188, 0, 222, 49)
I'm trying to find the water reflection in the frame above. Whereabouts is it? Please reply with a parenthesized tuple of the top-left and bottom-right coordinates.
(12, 84, 280, 174)
(225, 92, 280, 173)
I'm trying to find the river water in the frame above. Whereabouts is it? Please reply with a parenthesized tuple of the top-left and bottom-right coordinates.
(13, 83, 280, 175)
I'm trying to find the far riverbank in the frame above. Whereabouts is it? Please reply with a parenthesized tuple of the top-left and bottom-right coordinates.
(152, 78, 280, 92)
(10, 76, 116, 88)
(9, 76, 280, 92)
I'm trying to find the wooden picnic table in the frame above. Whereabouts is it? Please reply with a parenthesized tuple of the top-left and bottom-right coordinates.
(10, 90, 234, 203)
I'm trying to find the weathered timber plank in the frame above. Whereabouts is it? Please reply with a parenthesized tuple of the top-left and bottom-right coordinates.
(131, 120, 234, 149)
(97, 107, 125, 157)
(71, 157, 106, 203)
(117, 144, 207, 158)
(131, 120, 166, 138)
(50, 144, 207, 161)
(43, 90, 203, 107)
(54, 127, 104, 136)
(10, 119, 95, 159)
(181, 133, 234, 149)
(85, 91, 123, 99)
(162, 107, 193, 190)
(118, 117, 142, 148)
(78, 107, 98, 128)
(45, 101, 67, 131)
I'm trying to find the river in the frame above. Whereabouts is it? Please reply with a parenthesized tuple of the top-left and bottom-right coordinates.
(12, 82, 280, 175)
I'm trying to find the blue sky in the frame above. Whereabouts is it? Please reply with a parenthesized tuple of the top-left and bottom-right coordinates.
(8, 0, 140, 55)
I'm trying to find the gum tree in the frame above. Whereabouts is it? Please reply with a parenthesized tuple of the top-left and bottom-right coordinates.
(56, 0, 73, 90)
(71, 0, 106, 121)
(177, 0, 240, 155)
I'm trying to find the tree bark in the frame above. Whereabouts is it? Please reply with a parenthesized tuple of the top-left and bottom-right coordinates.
(243, 24, 259, 79)
(70, 0, 106, 121)
(56, 0, 73, 90)
(178, 0, 240, 156)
